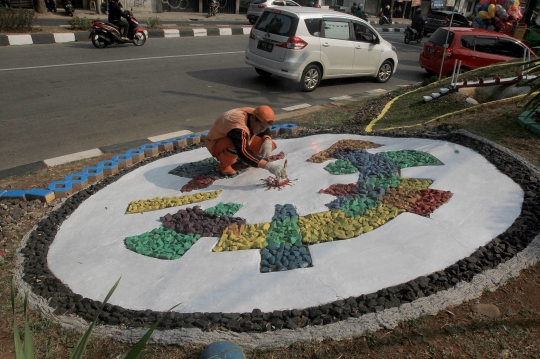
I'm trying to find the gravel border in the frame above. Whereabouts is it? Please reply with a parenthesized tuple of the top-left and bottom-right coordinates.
(14, 130, 540, 349)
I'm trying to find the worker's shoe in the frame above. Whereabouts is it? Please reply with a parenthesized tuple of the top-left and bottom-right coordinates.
(122, 37, 130, 41)
(218, 150, 238, 176)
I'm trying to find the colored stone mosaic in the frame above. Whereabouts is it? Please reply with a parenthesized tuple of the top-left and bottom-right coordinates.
(271, 204, 298, 221)
(398, 178, 433, 190)
(127, 141, 450, 272)
(205, 202, 243, 217)
(298, 205, 404, 244)
(319, 183, 358, 198)
(338, 150, 398, 182)
(380, 188, 422, 210)
(324, 159, 359, 175)
(339, 197, 378, 217)
(366, 174, 401, 189)
(181, 175, 218, 193)
(307, 139, 383, 163)
(408, 189, 453, 216)
(160, 205, 245, 237)
(213, 222, 270, 251)
(125, 227, 200, 260)
(265, 217, 303, 247)
(378, 150, 444, 168)
(125, 190, 222, 214)
(260, 243, 312, 273)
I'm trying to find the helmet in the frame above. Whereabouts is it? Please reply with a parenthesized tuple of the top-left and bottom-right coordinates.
(352, 2, 356, 5)
(249, 105, 275, 125)
(386, 5, 390, 9)
(415, 8, 421, 14)
(306, 0, 314, 6)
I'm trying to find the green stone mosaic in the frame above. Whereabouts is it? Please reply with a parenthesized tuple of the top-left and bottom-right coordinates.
(125, 227, 200, 260)
(378, 150, 443, 168)
(324, 159, 360, 175)
(265, 217, 303, 246)
(366, 173, 401, 189)
(339, 197, 378, 217)
(205, 202, 243, 217)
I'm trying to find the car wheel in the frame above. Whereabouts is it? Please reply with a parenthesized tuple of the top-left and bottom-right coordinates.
(300, 64, 321, 92)
(375, 60, 393, 83)
(249, 18, 256, 24)
(255, 68, 272, 78)
(404, 35, 410, 44)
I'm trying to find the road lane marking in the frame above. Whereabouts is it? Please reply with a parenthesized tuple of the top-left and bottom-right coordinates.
(0, 51, 244, 72)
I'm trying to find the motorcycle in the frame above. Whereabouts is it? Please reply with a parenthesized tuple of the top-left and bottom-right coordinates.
(45, 0, 57, 12)
(63, 0, 74, 16)
(379, 13, 392, 25)
(404, 25, 423, 44)
(89, 9, 147, 48)
(207, 0, 219, 17)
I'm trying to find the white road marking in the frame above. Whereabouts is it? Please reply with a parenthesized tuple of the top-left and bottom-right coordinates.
(0, 51, 245, 72)
(44, 148, 103, 167)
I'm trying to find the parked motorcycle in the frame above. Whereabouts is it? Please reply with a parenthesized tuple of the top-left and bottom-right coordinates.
(63, 0, 74, 16)
(379, 13, 392, 25)
(89, 9, 146, 48)
(404, 25, 423, 44)
(207, 0, 219, 17)
(45, 0, 57, 12)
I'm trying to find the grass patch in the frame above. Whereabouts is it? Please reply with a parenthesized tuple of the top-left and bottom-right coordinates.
(288, 103, 359, 128)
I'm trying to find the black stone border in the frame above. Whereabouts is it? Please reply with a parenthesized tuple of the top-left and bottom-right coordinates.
(17, 130, 540, 334)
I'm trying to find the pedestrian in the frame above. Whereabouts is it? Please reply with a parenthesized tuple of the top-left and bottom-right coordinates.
(205, 106, 287, 179)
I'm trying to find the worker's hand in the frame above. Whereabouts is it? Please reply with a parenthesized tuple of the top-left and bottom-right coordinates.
(259, 138, 273, 158)
(265, 162, 287, 179)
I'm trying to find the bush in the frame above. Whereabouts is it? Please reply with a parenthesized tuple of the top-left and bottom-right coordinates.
(67, 16, 92, 30)
(146, 15, 160, 29)
(0, 8, 36, 32)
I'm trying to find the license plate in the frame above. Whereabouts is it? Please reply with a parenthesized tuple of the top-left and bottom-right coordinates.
(257, 40, 273, 52)
(428, 47, 435, 54)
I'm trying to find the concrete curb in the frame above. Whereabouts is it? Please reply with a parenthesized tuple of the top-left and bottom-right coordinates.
(0, 26, 253, 46)
(0, 23, 404, 46)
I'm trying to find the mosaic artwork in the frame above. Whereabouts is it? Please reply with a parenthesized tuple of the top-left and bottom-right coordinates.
(124, 141, 452, 273)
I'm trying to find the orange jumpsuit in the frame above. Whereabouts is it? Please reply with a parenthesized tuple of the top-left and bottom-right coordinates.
(205, 107, 277, 172)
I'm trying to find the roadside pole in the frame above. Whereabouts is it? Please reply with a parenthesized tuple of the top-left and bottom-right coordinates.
(438, 0, 461, 81)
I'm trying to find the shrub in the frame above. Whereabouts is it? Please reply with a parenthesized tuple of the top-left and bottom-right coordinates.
(0, 8, 36, 32)
(67, 16, 92, 30)
(146, 15, 160, 29)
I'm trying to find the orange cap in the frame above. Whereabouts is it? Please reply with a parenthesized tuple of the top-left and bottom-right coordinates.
(249, 105, 275, 125)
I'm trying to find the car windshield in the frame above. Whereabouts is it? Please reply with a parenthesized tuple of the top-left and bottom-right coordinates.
(429, 29, 455, 47)
(255, 11, 299, 36)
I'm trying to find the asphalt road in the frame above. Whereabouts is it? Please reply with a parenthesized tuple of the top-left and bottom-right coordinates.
(0, 32, 428, 173)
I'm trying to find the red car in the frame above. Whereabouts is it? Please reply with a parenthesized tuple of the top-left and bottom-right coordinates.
(419, 27, 534, 76)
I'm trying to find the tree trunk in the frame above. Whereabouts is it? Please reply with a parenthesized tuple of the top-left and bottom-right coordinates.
(35, 0, 46, 13)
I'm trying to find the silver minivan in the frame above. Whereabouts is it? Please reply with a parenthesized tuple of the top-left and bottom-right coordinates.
(245, 7, 398, 91)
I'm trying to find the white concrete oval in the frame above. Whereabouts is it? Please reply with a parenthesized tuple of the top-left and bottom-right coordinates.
(47, 134, 523, 313)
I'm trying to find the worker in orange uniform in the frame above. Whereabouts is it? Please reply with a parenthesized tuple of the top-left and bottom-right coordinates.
(205, 105, 287, 179)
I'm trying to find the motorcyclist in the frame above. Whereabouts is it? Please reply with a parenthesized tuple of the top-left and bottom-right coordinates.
(353, 4, 368, 21)
(382, 5, 391, 18)
(350, 2, 357, 13)
(411, 8, 425, 33)
(108, 0, 129, 40)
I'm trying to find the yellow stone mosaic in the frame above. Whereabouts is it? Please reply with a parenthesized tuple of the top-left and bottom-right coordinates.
(299, 205, 404, 244)
(398, 178, 433, 190)
(125, 190, 222, 214)
(213, 222, 271, 252)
